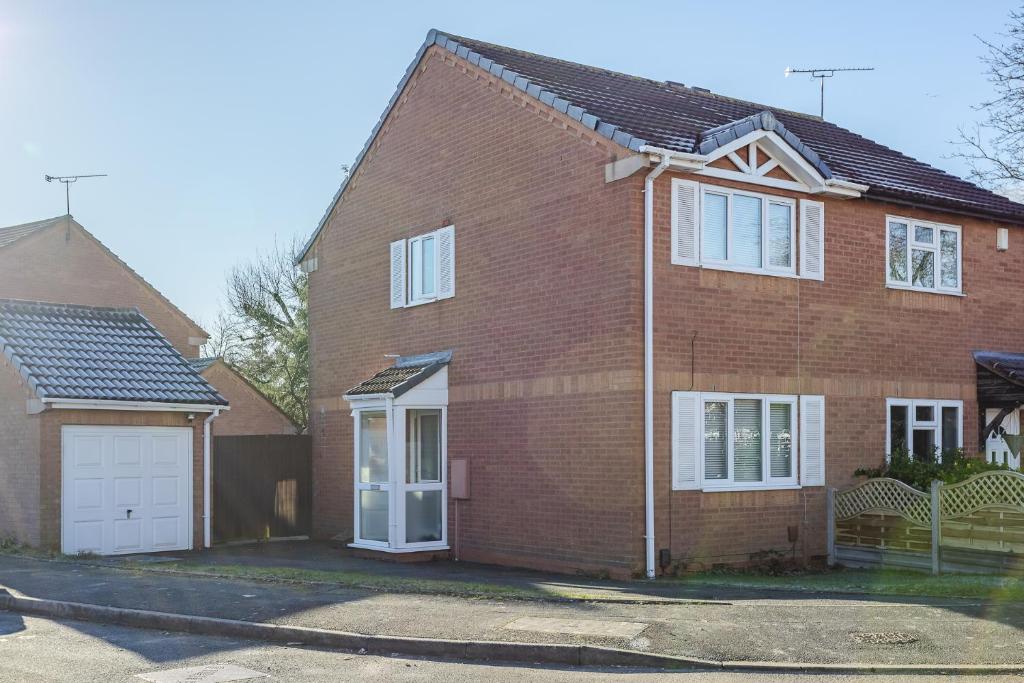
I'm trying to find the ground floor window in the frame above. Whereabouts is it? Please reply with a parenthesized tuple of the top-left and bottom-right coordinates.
(886, 398, 962, 462)
(672, 392, 825, 491)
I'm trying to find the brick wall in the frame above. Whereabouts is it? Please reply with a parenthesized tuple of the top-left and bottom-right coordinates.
(307, 46, 645, 577)
(0, 361, 41, 545)
(37, 410, 207, 550)
(0, 219, 205, 357)
(307, 45, 1024, 576)
(202, 362, 296, 436)
(650, 171, 1024, 570)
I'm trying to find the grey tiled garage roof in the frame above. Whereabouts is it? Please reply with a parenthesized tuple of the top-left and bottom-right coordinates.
(301, 30, 1024, 259)
(0, 299, 227, 405)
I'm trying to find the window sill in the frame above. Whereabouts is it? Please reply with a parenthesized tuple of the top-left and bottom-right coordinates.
(694, 483, 803, 493)
(404, 297, 438, 308)
(686, 262, 799, 279)
(348, 542, 450, 553)
(885, 283, 964, 298)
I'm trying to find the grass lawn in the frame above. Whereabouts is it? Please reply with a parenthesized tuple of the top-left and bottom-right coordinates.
(3, 543, 1022, 603)
(675, 567, 1024, 601)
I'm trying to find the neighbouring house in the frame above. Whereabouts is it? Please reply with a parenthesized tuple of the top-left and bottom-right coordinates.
(188, 357, 297, 436)
(0, 299, 228, 555)
(297, 30, 1024, 578)
(0, 215, 294, 438)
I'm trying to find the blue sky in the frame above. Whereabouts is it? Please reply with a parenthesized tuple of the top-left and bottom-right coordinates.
(0, 1, 1016, 328)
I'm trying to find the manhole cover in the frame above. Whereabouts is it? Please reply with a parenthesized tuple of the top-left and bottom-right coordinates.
(136, 664, 268, 682)
(851, 632, 918, 645)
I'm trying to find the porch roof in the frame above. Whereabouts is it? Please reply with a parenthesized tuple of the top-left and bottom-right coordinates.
(345, 350, 452, 399)
(975, 351, 1024, 407)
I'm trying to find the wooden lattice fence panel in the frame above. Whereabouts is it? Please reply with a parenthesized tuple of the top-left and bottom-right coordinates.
(941, 471, 1024, 554)
(836, 511, 932, 552)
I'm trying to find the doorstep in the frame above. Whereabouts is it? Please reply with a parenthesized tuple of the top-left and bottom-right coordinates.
(349, 545, 451, 563)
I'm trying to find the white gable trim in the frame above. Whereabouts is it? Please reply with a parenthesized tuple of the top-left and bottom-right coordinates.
(700, 130, 825, 192)
(641, 139, 867, 199)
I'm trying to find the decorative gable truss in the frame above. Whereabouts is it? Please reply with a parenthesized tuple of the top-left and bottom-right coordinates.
(696, 126, 858, 197)
(635, 111, 868, 199)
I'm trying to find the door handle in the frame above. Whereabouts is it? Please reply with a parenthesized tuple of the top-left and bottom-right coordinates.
(127, 509, 133, 519)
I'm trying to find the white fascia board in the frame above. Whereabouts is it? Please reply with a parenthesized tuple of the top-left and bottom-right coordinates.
(639, 145, 706, 169)
(40, 398, 229, 413)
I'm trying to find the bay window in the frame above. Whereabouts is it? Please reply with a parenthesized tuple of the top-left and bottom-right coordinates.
(886, 216, 961, 294)
(886, 398, 962, 462)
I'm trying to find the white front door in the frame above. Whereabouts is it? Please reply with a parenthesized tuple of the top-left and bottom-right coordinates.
(62, 426, 192, 555)
(986, 409, 1021, 470)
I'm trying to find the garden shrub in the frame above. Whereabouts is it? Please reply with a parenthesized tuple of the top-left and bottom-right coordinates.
(855, 447, 1009, 491)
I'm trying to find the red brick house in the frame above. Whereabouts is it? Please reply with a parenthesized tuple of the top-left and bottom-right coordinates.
(298, 30, 1024, 578)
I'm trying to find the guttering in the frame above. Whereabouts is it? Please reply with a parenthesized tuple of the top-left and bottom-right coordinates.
(639, 144, 706, 170)
(39, 398, 229, 413)
(203, 408, 221, 549)
(643, 155, 672, 579)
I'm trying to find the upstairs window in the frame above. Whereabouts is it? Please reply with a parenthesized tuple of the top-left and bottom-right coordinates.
(390, 226, 455, 308)
(700, 186, 796, 275)
(671, 179, 824, 280)
(886, 216, 961, 294)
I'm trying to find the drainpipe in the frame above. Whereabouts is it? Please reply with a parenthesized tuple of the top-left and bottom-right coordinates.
(644, 155, 671, 579)
(203, 408, 221, 549)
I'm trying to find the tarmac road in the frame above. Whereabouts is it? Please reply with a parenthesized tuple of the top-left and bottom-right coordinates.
(0, 612, 1021, 683)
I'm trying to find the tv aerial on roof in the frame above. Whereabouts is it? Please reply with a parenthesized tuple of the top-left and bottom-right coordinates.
(44, 173, 107, 215)
(784, 66, 875, 119)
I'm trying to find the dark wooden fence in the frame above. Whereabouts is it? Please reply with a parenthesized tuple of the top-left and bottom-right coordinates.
(212, 434, 312, 543)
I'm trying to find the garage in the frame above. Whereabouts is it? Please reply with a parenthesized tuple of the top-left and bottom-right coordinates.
(0, 300, 228, 554)
(62, 426, 193, 555)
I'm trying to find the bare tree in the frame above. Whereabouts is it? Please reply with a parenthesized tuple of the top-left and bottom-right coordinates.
(955, 7, 1024, 191)
(206, 241, 308, 432)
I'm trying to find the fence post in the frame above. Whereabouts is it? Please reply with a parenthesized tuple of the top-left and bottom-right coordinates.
(826, 487, 836, 567)
(930, 479, 942, 575)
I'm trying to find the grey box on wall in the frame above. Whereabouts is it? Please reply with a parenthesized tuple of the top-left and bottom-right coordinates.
(450, 458, 469, 499)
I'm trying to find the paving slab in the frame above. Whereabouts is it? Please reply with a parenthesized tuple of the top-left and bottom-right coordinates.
(1, 554, 1023, 666)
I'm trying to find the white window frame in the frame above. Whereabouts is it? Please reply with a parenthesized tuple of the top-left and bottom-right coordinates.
(885, 398, 963, 463)
(699, 392, 800, 491)
(350, 401, 449, 552)
(408, 233, 440, 306)
(885, 215, 963, 296)
(699, 184, 797, 278)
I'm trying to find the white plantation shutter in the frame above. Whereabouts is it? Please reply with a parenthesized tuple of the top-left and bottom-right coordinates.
(671, 179, 700, 265)
(800, 395, 826, 486)
(800, 199, 825, 280)
(672, 391, 701, 489)
(437, 225, 455, 299)
(390, 239, 407, 309)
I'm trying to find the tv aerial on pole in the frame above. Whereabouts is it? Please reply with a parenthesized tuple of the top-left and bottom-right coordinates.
(783, 67, 874, 119)
(44, 173, 107, 215)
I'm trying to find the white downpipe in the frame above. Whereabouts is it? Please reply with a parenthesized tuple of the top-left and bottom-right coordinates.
(203, 408, 221, 549)
(643, 156, 671, 578)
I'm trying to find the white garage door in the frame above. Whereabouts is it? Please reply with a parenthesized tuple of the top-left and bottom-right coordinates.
(62, 426, 192, 555)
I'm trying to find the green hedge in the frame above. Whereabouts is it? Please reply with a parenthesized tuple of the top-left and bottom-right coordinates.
(855, 448, 1009, 491)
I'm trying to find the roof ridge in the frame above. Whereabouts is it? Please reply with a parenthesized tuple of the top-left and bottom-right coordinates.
(442, 31, 827, 124)
(0, 297, 141, 315)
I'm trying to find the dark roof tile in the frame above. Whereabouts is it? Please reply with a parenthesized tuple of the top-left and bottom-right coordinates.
(0, 300, 227, 406)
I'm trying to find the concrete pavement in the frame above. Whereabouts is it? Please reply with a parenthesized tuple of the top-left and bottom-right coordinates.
(1, 554, 1022, 668)
(2, 613, 1022, 682)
